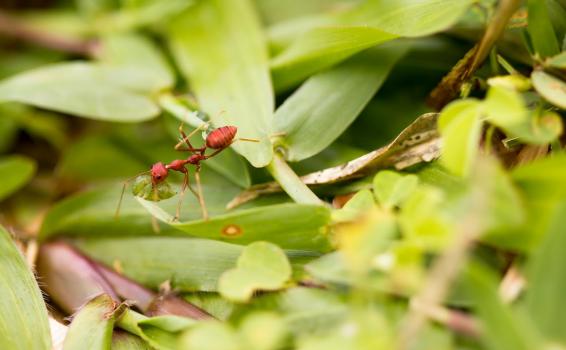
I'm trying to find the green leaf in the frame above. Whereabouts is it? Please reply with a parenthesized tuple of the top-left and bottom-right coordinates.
(464, 264, 539, 350)
(274, 44, 407, 161)
(167, 0, 274, 167)
(512, 153, 566, 201)
(39, 169, 241, 240)
(438, 100, 482, 177)
(76, 237, 242, 292)
(484, 85, 562, 144)
(531, 70, 566, 110)
(179, 321, 241, 350)
(117, 309, 192, 350)
(139, 202, 331, 251)
(270, 26, 398, 90)
(219, 242, 292, 302)
(270, 0, 473, 89)
(527, 0, 560, 57)
(342, 0, 474, 37)
(0, 155, 36, 201)
(239, 312, 287, 350)
(112, 331, 152, 350)
(373, 170, 419, 209)
(98, 34, 174, 93)
(332, 189, 375, 223)
(547, 51, 566, 69)
(0, 225, 51, 350)
(0, 63, 159, 122)
(63, 294, 122, 350)
(525, 200, 566, 344)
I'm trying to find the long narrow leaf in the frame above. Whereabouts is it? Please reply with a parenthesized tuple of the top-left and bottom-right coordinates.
(63, 294, 123, 350)
(167, 0, 274, 167)
(0, 225, 51, 350)
(274, 44, 408, 161)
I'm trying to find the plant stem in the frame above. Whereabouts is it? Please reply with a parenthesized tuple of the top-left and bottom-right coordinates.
(0, 10, 98, 56)
(267, 152, 323, 205)
(157, 93, 206, 128)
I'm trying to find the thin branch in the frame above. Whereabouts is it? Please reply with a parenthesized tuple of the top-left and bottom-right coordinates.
(427, 0, 523, 110)
(0, 10, 98, 56)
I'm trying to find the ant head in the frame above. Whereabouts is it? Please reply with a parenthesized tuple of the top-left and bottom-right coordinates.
(206, 126, 237, 149)
(151, 162, 169, 184)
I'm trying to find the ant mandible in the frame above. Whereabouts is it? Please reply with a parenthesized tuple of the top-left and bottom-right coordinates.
(116, 123, 258, 221)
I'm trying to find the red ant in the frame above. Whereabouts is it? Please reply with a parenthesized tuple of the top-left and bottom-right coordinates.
(116, 123, 258, 221)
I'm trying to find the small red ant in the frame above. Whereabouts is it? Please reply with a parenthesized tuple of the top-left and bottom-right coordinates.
(116, 123, 258, 221)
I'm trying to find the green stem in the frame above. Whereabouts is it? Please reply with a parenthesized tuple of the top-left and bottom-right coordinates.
(267, 152, 323, 205)
(157, 93, 206, 128)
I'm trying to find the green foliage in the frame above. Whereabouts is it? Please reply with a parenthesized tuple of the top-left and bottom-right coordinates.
(0, 226, 51, 350)
(1, 0, 566, 349)
(0, 155, 36, 201)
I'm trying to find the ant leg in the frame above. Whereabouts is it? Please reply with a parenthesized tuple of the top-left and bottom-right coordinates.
(194, 166, 209, 220)
(174, 170, 189, 221)
(115, 170, 151, 219)
(115, 182, 128, 218)
(203, 138, 259, 160)
(175, 123, 209, 151)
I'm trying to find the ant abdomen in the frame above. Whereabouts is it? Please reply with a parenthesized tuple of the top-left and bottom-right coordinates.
(206, 126, 237, 149)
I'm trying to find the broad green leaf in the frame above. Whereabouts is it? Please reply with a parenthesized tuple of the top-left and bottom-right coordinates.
(465, 264, 539, 350)
(76, 237, 317, 292)
(526, 200, 566, 344)
(531, 70, 566, 109)
(138, 202, 331, 251)
(0, 155, 36, 201)
(219, 242, 292, 302)
(342, 0, 474, 37)
(373, 170, 419, 209)
(179, 321, 241, 350)
(39, 169, 241, 240)
(438, 100, 482, 177)
(270, 0, 473, 89)
(274, 44, 407, 161)
(0, 63, 159, 122)
(305, 252, 351, 286)
(76, 237, 241, 291)
(527, 0, 560, 57)
(63, 294, 122, 350)
(98, 34, 174, 92)
(332, 189, 375, 223)
(271, 26, 398, 90)
(0, 225, 51, 350)
(167, 0, 274, 167)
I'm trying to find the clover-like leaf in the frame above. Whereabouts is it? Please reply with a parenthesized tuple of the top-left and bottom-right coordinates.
(218, 242, 292, 302)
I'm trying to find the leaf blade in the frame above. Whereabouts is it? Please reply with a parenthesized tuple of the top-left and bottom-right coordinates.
(167, 0, 274, 167)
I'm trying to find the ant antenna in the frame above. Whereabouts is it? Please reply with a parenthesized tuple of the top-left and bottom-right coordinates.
(115, 170, 151, 219)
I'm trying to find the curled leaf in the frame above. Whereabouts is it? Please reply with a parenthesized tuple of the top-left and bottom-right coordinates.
(132, 175, 175, 202)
